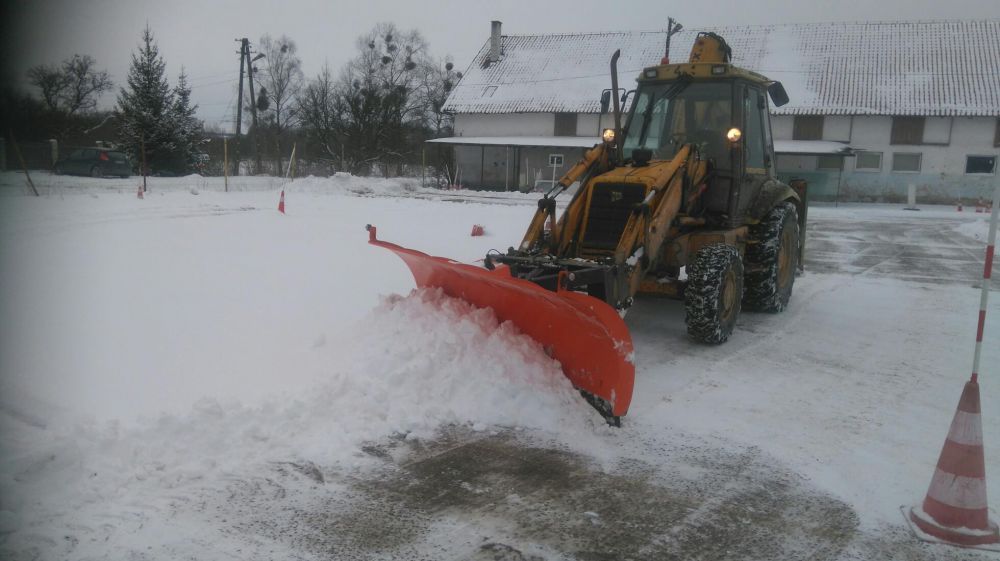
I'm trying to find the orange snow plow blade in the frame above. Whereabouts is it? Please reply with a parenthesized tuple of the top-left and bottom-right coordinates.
(367, 225, 634, 420)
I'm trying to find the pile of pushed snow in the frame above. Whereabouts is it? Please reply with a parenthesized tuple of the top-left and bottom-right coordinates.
(0, 289, 600, 552)
(292, 173, 420, 197)
(338, 288, 595, 438)
(953, 218, 993, 242)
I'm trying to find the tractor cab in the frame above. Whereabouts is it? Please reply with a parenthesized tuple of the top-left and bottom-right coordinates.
(615, 32, 790, 226)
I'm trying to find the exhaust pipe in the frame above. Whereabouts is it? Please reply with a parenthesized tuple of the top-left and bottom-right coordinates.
(610, 49, 622, 163)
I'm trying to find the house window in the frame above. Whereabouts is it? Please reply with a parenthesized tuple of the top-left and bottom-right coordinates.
(816, 155, 843, 170)
(891, 152, 922, 173)
(793, 116, 823, 140)
(965, 155, 996, 175)
(891, 116, 925, 145)
(854, 151, 882, 171)
(554, 113, 577, 136)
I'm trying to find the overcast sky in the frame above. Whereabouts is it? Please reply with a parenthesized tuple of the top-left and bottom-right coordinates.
(3, 0, 1000, 132)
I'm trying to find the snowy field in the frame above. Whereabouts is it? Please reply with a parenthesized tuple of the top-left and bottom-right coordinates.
(0, 171, 998, 560)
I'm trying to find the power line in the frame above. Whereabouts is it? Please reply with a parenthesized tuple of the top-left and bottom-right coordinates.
(188, 77, 240, 89)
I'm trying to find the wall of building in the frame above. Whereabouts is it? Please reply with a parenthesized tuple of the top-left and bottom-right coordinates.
(577, 114, 616, 137)
(452, 111, 997, 200)
(454, 113, 556, 137)
(773, 115, 999, 202)
(455, 112, 612, 138)
(450, 112, 601, 190)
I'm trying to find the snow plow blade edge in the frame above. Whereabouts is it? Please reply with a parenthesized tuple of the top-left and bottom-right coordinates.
(367, 225, 634, 419)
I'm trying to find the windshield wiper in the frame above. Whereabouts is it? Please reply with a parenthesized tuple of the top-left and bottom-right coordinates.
(635, 76, 693, 147)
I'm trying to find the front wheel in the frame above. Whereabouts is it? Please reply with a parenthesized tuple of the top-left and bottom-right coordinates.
(90, 166, 102, 178)
(743, 202, 799, 312)
(685, 244, 744, 344)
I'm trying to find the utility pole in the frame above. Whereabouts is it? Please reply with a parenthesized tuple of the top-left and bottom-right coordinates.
(234, 38, 247, 176)
(245, 44, 262, 174)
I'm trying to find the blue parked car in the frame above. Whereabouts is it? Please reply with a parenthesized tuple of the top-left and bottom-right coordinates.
(54, 148, 131, 178)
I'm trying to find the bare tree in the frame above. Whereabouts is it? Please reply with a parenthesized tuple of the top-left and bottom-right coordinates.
(297, 63, 340, 167)
(26, 54, 112, 115)
(414, 57, 461, 184)
(416, 57, 461, 138)
(26, 64, 65, 112)
(62, 55, 113, 114)
(296, 23, 458, 177)
(338, 23, 430, 175)
(258, 34, 303, 132)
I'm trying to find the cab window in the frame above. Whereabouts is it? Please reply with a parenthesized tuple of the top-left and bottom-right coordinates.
(623, 81, 733, 168)
(745, 88, 766, 171)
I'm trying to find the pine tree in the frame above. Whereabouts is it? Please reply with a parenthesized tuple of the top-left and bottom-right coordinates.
(169, 70, 203, 172)
(116, 26, 178, 173)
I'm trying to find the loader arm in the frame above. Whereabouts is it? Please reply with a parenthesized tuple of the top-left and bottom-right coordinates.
(613, 145, 710, 295)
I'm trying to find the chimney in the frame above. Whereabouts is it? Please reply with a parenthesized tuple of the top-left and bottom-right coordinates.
(489, 21, 502, 63)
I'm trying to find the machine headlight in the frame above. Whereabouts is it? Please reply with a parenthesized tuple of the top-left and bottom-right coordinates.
(726, 127, 742, 142)
(602, 128, 616, 143)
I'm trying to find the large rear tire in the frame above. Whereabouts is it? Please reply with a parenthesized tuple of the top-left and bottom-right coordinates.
(743, 202, 799, 312)
(685, 243, 743, 344)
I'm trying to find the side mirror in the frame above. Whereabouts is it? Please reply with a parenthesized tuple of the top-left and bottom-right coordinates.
(600, 90, 611, 114)
(768, 82, 789, 107)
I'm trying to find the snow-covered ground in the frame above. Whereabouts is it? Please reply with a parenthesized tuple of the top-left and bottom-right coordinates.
(0, 171, 998, 560)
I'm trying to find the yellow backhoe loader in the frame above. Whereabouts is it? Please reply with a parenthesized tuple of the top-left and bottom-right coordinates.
(368, 29, 807, 425)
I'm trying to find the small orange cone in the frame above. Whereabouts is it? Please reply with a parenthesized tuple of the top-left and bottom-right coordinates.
(470, 224, 485, 236)
(137, 185, 144, 199)
(906, 380, 999, 548)
(278, 190, 285, 214)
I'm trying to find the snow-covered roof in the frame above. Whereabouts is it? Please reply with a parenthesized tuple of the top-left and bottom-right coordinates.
(427, 136, 600, 148)
(445, 21, 1000, 117)
(773, 140, 854, 155)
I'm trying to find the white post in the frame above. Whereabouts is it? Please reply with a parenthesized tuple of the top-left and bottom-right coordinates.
(906, 183, 918, 210)
(505, 145, 510, 192)
(971, 179, 1000, 384)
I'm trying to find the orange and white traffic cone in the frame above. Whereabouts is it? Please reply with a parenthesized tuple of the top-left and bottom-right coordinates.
(471, 224, 485, 236)
(906, 380, 1000, 548)
(137, 185, 144, 199)
(278, 190, 285, 214)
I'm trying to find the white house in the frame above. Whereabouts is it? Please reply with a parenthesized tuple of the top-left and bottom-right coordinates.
(432, 20, 1000, 202)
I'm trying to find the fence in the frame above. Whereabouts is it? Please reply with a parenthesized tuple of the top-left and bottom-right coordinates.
(1, 136, 453, 188)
